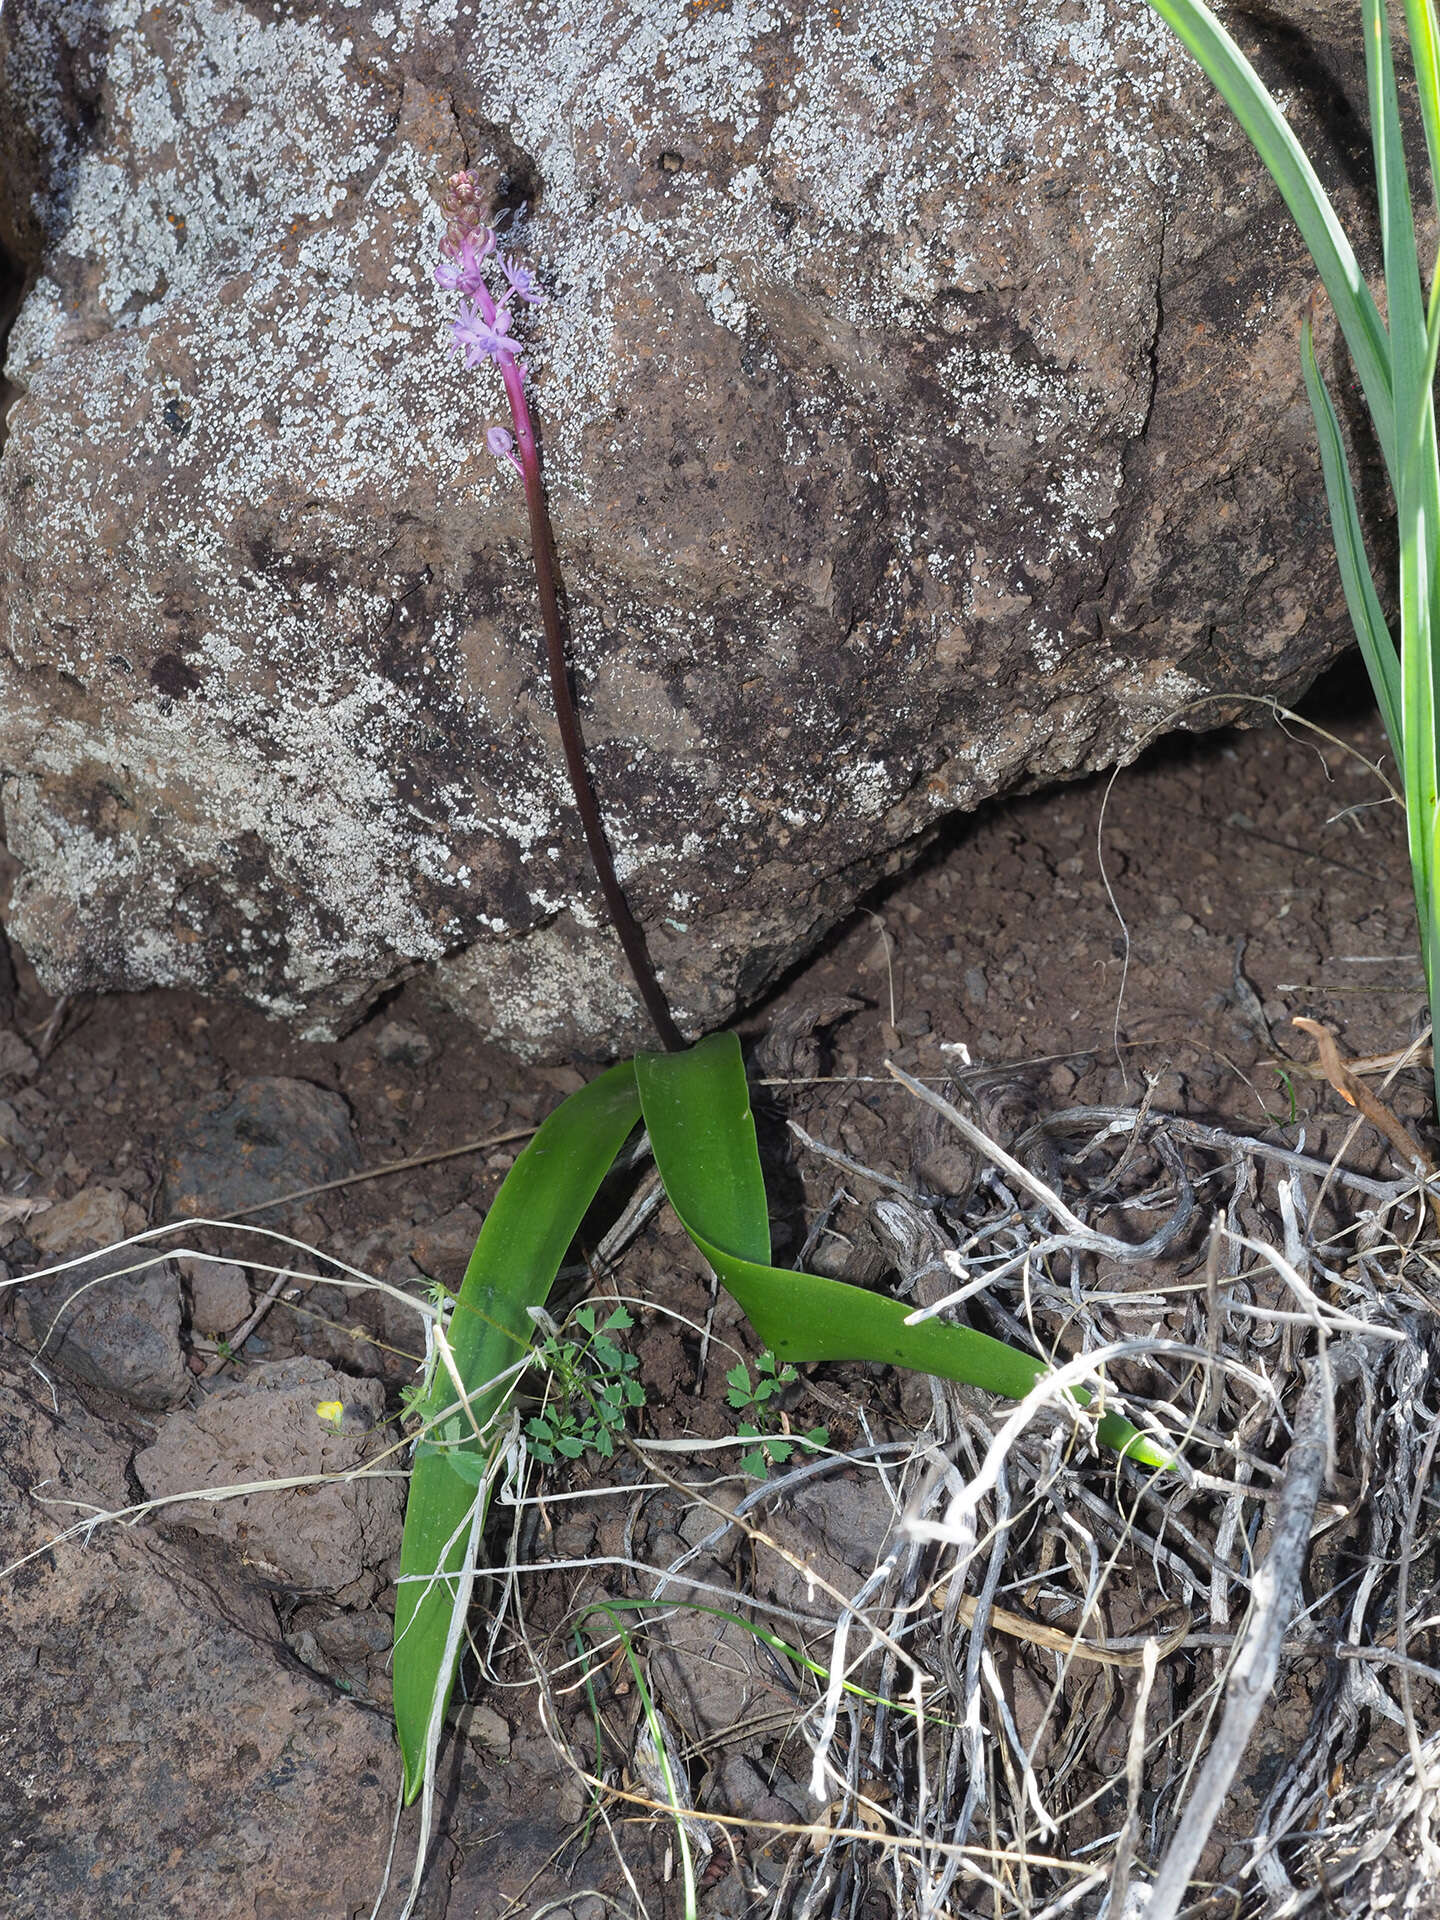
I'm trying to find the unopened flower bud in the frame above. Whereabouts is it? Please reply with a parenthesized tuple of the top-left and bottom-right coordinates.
(438, 169, 493, 240)
(486, 424, 522, 473)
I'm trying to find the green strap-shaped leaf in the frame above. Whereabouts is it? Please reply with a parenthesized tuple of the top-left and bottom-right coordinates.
(634, 1034, 1170, 1469)
(1364, 0, 1440, 1064)
(1151, 0, 1440, 1111)
(392, 1059, 641, 1801)
(1402, 0, 1440, 217)
(1300, 313, 1403, 767)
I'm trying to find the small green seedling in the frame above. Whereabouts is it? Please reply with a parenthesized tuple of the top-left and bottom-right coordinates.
(397, 1279, 457, 1430)
(526, 1304, 647, 1464)
(725, 1351, 829, 1477)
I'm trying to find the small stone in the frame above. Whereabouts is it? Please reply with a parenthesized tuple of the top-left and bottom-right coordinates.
(29, 1185, 143, 1255)
(911, 1137, 978, 1204)
(163, 1077, 360, 1217)
(550, 1518, 597, 1559)
(372, 1020, 435, 1068)
(709, 1754, 804, 1826)
(678, 1485, 740, 1551)
(0, 1029, 38, 1081)
(14, 1248, 190, 1408)
(178, 1255, 250, 1333)
(409, 1204, 484, 1281)
(649, 1557, 773, 1743)
(454, 1700, 511, 1758)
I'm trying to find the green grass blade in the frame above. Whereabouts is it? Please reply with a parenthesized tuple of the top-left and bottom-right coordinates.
(1414, 298, 1440, 1021)
(393, 1059, 641, 1802)
(1366, 0, 1427, 381)
(1402, 0, 1440, 220)
(1144, 0, 1395, 476)
(583, 1596, 963, 1723)
(1300, 312, 1403, 764)
(635, 1034, 1170, 1468)
(579, 1605, 700, 1918)
(1371, 0, 1440, 1095)
(1400, 475, 1440, 1021)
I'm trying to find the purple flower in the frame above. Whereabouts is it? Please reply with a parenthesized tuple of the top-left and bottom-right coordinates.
(435, 227, 496, 297)
(451, 300, 518, 367)
(498, 255, 545, 304)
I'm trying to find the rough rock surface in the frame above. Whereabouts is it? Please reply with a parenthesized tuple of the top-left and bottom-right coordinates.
(134, 1356, 404, 1606)
(13, 1246, 190, 1408)
(0, 1350, 400, 1917)
(0, 0, 1370, 1053)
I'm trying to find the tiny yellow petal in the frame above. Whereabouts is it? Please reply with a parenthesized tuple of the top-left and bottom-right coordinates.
(315, 1400, 345, 1429)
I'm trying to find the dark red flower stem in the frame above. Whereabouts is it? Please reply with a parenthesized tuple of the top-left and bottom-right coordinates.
(498, 359, 686, 1053)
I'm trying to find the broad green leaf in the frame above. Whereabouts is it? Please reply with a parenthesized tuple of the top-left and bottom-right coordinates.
(635, 1034, 1171, 1468)
(392, 1059, 640, 1802)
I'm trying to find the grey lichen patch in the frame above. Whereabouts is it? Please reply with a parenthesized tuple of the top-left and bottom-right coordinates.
(0, 0, 1351, 1053)
(4, 0, 397, 372)
(433, 914, 658, 1061)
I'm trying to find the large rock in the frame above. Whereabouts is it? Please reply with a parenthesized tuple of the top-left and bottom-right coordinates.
(134, 1357, 404, 1607)
(0, 0, 1364, 1054)
(0, 1349, 400, 1916)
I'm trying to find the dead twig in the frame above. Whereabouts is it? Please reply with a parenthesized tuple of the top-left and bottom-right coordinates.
(1291, 1017, 1440, 1228)
(207, 1126, 537, 1222)
(1142, 1338, 1371, 1920)
(929, 1586, 1192, 1670)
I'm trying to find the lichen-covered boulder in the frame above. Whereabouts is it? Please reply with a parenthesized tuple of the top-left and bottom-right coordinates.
(0, 0, 1357, 1054)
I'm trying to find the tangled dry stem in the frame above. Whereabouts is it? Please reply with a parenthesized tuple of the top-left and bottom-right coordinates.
(480, 1074, 1440, 1920)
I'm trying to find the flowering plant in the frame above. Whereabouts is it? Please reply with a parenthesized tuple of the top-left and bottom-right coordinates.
(431, 173, 683, 1049)
(390, 172, 1171, 1824)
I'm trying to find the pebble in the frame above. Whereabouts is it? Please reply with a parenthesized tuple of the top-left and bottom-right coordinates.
(178, 1255, 250, 1333)
(163, 1076, 360, 1216)
(372, 1020, 435, 1068)
(13, 1249, 190, 1408)
(0, 1029, 39, 1081)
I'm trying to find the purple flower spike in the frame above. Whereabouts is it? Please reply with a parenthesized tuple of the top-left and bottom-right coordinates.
(436, 228, 496, 296)
(428, 169, 684, 1051)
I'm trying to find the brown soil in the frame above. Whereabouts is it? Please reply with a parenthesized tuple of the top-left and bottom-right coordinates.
(2, 672, 1433, 1920)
